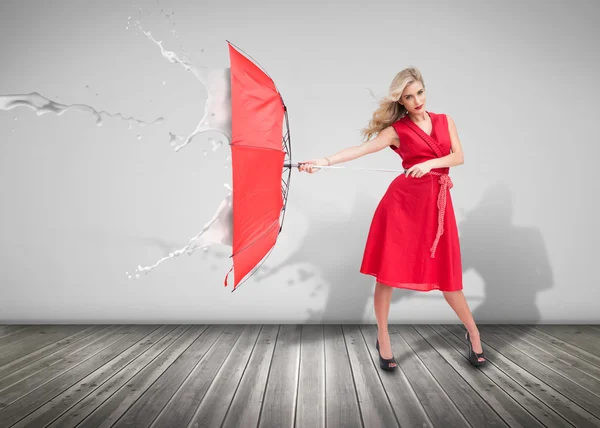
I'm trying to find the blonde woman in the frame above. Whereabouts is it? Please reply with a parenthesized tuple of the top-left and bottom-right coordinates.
(299, 67, 485, 370)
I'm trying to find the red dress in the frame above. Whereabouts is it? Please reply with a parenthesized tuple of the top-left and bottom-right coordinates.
(359, 111, 463, 292)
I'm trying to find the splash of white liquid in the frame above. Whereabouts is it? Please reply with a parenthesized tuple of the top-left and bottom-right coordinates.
(175, 68, 231, 152)
(154, 0, 188, 49)
(125, 10, 234, 280)
(129, 183, 233, 278)
(0, 92, 164, 129)
(132, 20, 231, 151)
(366, 88, 381, 103)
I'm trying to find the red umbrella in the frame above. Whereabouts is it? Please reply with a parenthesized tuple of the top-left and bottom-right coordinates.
(223, 41, 293, 291)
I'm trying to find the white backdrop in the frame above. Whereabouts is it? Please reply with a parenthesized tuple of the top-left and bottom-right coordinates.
(1, 0, 598, 323)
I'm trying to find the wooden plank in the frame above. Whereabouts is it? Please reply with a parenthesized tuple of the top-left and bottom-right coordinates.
(478, 325, 600, 421)
(0, 325, 138, 400)
(0, 327, 41, 351)
(564, 325, 600, 340)
(415, 324, 545, 428)
(535, 326, 600, 357)
(220, 325, 279, 428)
(0, 325, 158, 426)
(258, 324, 301, 428)
(0, 325, 90, 365)
(294, 324, 325, 428)
(389, 325, 470, 428)
(514, 325, 600, 370)
(359, 325, 433, 428)
(342, 325, 399, 428)
(149, 324, 246, 427)
(0, 326, 23, 337)
(500, 326, 600, 384)
(323, 324, 362, 428)
(489, 326, 600, 396)
(186, 324, 263, 428)
(447, 324, 600, 428)
(396, 325, 509, 427)
(110, 324, 227, 428)
(0, 326, 109, 379)
(483, 326, 600, 401)
(0, 326, 34, 340)
(10, 325, 177, 428)
(44, 325, 190, 428)
(68, 325, 208, 428)
(435, 325, 573, 428)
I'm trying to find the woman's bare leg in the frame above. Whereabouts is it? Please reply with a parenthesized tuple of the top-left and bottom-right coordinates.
(442, 290, 485, 362)
(374, 282, 396, 366)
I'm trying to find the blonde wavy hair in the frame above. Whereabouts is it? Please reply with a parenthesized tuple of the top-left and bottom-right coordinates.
(360, 67, 424, 142)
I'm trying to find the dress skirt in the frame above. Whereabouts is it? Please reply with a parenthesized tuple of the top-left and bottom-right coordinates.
(359, 172, 463, 292)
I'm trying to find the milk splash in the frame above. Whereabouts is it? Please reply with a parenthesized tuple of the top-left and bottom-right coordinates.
(126, 11, 235, 281)
(127, 183, 233, 280)
(0, 5, 237, 284)
(0, 92, 164, 129)
(129, 15, 231, 152)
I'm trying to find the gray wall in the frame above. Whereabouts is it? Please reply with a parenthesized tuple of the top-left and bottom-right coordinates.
(1, 0, 598, 323)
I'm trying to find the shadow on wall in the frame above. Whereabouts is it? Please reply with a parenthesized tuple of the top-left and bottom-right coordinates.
(458, 181, 553, 324)
(252, 183, 382, 323)
(390, 181, 554, 326)
(255, 179, 554, 325)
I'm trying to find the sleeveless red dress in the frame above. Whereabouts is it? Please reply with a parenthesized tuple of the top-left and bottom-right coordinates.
(359, 111, 463, 292)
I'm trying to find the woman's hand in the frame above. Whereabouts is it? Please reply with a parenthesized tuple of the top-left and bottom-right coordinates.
(405, 161, 432, 178)
(298, 158, 329, 174)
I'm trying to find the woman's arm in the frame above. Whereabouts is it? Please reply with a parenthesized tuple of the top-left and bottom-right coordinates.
(425, 115, 464, 169)
(327, 126, 399, 165)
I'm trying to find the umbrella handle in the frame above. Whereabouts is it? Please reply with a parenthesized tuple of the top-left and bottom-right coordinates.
(284, 163, 406, 173)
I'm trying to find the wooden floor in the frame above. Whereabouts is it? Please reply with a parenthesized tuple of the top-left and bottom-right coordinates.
(0, 325, 599, 428)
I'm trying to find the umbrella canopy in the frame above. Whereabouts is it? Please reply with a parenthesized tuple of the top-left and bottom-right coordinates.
(224, 41, 290, 290)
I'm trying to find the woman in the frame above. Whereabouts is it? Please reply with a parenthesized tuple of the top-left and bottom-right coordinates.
(298, 67, 486, 370)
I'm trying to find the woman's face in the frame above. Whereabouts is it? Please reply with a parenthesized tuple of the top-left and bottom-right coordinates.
(400, 81, 426, 114)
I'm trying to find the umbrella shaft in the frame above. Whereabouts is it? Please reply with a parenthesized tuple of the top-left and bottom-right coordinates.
(283, 162, 326, 168)
(283, 163, 406, 173)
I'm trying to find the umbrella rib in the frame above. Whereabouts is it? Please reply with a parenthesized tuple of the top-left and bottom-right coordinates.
(226, 40, 278, 90)
(230, 243, 277, 293)
(229, 219, 280, 259)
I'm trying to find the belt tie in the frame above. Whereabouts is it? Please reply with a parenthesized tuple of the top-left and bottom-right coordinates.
(428, 172, 453, 258)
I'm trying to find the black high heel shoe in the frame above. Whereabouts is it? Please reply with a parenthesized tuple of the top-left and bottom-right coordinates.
(465, 331, 486, 367)
(376, 339, 397, 371)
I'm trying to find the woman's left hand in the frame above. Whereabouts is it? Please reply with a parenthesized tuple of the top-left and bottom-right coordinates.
(405, 161, 433, 178)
